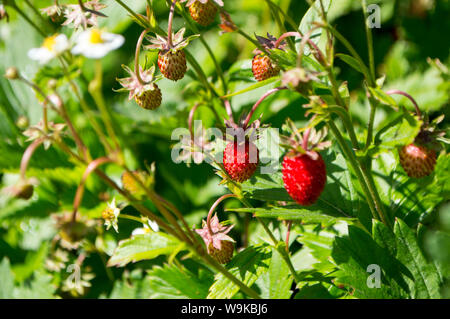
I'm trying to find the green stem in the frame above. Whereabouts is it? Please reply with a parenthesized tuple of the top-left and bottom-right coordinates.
(114, 0, 149, 28)
(361, 0, 376, 82)
(58, 58, 113, 154)
(89, 60, 122, 154)
(10, 3, 47, 37)
(170, 0, 227, 94)
(327, 120, 380, 222)
(119, 214, 145, 224)
(365, 97, 377, 150)
(237, 197, 301, 284)
(23, 0, 54, 32)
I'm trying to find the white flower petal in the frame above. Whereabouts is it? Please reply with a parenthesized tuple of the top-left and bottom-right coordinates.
(53, 34, 70, 53)
(148, 220, 159, 232)
(28, 48, 55, 64)
(132, 228, 146, 236)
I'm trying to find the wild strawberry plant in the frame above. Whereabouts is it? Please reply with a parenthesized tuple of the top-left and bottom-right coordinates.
(0, 0, 449, 299)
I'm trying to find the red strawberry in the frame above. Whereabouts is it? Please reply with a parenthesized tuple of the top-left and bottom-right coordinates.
(252, 54, 280, 82)
(186, 0, 218, 26)
(399, 143, 436, 178)
(223, 140, 259, 183)
(158, 50, 187, 81)
(282, 152, 326, 206)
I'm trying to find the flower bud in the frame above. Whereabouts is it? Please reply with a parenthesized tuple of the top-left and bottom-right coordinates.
(4, 67, 19, 80)
(16, 115, 29, 129)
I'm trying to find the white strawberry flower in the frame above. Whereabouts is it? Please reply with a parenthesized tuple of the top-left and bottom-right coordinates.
(102, 198, 121, 232)
(28, 34, 70, 64)
(131, 219, 159, 236)
(71, 29, 124, 59)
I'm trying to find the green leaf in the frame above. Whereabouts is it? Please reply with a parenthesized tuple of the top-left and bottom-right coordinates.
(394, 218, 442, 298)
(336, 54, 371, 80)
(0, 258, 14, 299)
(368, 87, 398, 107)
(108, 233, 185, 267)
(13, 271, 57, 299)
(146, 264, 213, 299)
(207, 244, 271, 299)
(373, 109, 422, 152)
(332, 225, 409, 298)
(298, 0, 332, 54)
(222, 78, 280, 98)
(229, 206, 355, 224)
(373, 153, 449, 226)
(256, 247, 293, 299)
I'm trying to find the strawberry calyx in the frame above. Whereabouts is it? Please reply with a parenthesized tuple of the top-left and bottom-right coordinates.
(145, 28, 199, 54)
(281, 118, 330, 161)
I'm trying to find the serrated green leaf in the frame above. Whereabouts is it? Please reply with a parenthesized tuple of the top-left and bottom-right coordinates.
(207, 244, 271, 299)
(146, 264, 213, 299)
(256, 247, 293, 299)
(108, 233, 185, 267)
(332, 225, 409, 298)
(394, 218, 442, 298)
(229, 206, 355, 224)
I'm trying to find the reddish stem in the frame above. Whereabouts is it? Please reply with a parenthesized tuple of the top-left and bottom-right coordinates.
(135, 29, 149, 86)
(72, 157, 112, 221)
(243, 87, 287, 129)
(285, 220, 292, 253)
(386, 90, 422, 120)
(223, 99, 236, 126)
(275, 31, 326, 65)
(188, 103, 201, 141)
(167, 0, 178, 48)
(20, 137, 46, 180)
(206, 194, 237, 236)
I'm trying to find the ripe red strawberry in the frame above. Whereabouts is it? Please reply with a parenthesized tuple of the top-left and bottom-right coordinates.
(208, 240, 234, 264)
(252, 54, 280, 82)
(158, 50, 187, 81)
(183, 0, 220, 26)
(399, 143, 436, 178)
(282, 152, 326, 206)
(223, 140, 259, 182)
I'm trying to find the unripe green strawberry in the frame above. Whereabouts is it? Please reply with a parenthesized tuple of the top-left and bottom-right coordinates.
(187, 0, 218, 26)
(252, 54, 280, 82)
(208, 240, 234, 264)
(116, 65, 162, 111)
(399, 143, 436, 178)
(223, 140, 259, 183)
(158, 50, 187, 81)
(282, 152, 326, 206)
(134, 85, 162, 110)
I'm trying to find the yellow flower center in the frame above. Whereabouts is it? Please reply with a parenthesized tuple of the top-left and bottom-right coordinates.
(102, 208, 115, 220)
(43, 35, 57, 51)
(89, 29, 104, 44)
